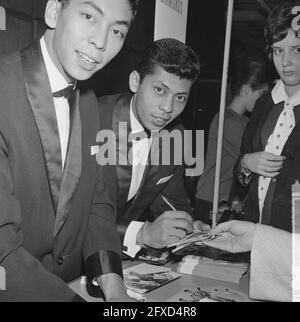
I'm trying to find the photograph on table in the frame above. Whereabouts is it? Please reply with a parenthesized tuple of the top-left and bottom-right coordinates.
(123, 263, 181, 294)
(169, 285, 249, 302)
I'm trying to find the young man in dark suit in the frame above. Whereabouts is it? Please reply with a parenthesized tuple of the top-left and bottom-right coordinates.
(98, 38, 205, 258)
(0, 0, 139, 301)
(237, 1, 300, 232)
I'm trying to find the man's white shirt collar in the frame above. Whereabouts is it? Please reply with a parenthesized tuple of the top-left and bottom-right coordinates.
(40, 36, 70, 93)
(272, 79, 300, 107)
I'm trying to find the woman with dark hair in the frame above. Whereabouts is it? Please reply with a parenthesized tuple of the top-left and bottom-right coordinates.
(194, 51, 270, 224)
(237, 1, 300, 232)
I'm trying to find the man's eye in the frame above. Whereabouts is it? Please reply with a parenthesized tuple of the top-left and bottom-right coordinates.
(294, 47, 300, 54)
(112, 29, 125, 39)
(176, 96, 187, 103)
(154, 87, 164, 94)
(82, 13, 93, 21)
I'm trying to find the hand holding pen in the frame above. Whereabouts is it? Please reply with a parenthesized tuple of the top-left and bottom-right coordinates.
(161, 195, 218, 241)
(138, 195, 194, 249)
(160, 194, 193, 230)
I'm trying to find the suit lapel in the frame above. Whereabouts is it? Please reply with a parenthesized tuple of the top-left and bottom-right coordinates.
(113, 94, 133, 216)
(126, 131, 176, 219)
(20, 40, 62, 213)
(54, 90, 82, 237)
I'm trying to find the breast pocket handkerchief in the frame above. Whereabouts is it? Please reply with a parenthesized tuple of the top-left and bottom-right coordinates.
(156, 174, 174, 185)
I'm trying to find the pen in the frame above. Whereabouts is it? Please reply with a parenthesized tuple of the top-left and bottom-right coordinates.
(161, 195, 194, 242)
(161, 195, 177, 211)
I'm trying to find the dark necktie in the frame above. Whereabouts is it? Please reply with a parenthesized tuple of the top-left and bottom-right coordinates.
(53, 83, 77, 131)
(53, 83, 76, 99)
(52, 83, 77, 178)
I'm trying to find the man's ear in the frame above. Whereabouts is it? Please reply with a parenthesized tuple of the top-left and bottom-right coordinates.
(45, 0, 62, 29)
(129, 71, 141, 93)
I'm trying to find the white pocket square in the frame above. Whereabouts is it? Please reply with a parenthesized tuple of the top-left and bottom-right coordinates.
(156, 174, 174, 185)
(91, 145, 99, 156)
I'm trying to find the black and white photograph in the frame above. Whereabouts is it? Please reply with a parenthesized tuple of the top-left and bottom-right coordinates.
(0, 0, 299, 305)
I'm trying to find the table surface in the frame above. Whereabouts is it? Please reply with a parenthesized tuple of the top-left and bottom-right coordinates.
(69, 259, 252, 302)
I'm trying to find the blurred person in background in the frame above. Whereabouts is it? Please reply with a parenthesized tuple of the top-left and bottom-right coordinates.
(195, 51, 270, 224)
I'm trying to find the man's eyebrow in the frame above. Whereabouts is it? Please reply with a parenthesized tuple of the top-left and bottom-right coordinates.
(160, 82, 170, 90)
(159, 82, 189, 95)
(81, 1, 131, 28)
(115, 20, 131, 28)
(81, 1, 104, 15)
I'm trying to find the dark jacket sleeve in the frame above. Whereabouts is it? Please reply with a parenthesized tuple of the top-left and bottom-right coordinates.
(0, 135, 83, 302)
(234, 95, 268, 187)
(83, 165, 123, 297)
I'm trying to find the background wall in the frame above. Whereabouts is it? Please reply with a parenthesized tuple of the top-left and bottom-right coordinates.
(0, 0, 47, 57)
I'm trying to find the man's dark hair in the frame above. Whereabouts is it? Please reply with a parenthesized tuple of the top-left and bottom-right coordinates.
(126, 0, 140, 15)
(230, 51, 269, 97)
(136, 38, 201, 84)
(265, 1, 300, 60)
(57, 0, 139, 15)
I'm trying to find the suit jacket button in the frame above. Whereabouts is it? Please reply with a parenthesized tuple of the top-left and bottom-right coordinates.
(58, 257, 63, 265)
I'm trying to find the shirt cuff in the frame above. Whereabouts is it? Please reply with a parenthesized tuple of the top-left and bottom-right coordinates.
(85, 250, 123, 283)
(123, 221, 145, 258)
